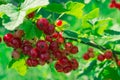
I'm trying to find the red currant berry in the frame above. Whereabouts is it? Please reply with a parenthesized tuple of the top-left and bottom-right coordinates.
(22, 45, 33, 55)
(63, 66, 72, 73)
(70, 46, 78, 54)
(3, 33, 13, 43)
(11, 38, 22, 48)
(57, 36, 64, 43)
(27, 12, 35, 18)
(36, 18, 49, 31)
(65, 42, 73, 51)
(117, 60, 120, 66)
(52, 32, 59, 38)
(49, 41, 59, 51)
(12, 50, 20, 60)
(26, 58, 38, 67)
(53, 50, 63, 59)
(83, 53, 90, 60)
(70, 58, 79, 70)
(97, 54, 105, 61)
(109, 3, 116, 8)
(44, 24, 55, 35)
(55, 62, 63, 72)
(45, 35, 52, 42)
(36, 40, 48, 53)
(38, 52, 50, 62)
(56, 20, 62, 26)
(58, 57, 69, 66)
(104, 50, 113, 59)
(30, 48, 39, 58)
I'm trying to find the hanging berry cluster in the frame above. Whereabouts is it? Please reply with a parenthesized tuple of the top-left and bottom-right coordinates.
(83, 48, 113, 62)
(109, 0, 120, 10)
(3, 18, 79, 73)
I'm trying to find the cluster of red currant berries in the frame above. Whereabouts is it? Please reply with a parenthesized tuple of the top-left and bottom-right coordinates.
(3, 18, 79, 73)
(109, 0, 120, 10)
(83, 48, 113, 61)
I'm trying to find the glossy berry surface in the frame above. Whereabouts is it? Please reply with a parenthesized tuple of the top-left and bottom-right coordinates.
(83, 53, 90, 60)
(3, 33, 13, 43)
(56, 20, 62, 26)
(97, 54, 105, 61)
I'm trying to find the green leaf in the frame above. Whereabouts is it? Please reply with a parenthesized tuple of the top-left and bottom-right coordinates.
(63, 30, 78, 39)
(81, 38, 90, 43)
(0, 0, 49, 31)
(105, 30, 120, 35)
(82, 8, 99, 28)
(44, 3, 68, 14)
(11, 59, 27, 76)
(19, 20, 42, 39)
(65, 1, 85, 18)
(20, 0, 49, 14)
(0, 4, 26, 30)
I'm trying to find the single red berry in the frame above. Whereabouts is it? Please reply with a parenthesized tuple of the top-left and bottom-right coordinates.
(57, 36, 64, 43)
(27, 12, 35, 18)
(104, 50, 113, 59)
(52, 32, 59, 38)
(70, 58, 79, 70)
(30, 48, 39, 58)
(55, 62, 63, 72)
(109, 3, 116, 8)
(45, 35, 52, 42)
(117, 60, 120, 66)
(49, 41, 59, 52)
(83, 53, 90, 60)
(115, 3, 120, 10)
(22, 45, 33, 55)
(12, 50, 20, 60)
(56, 20, 62, 26)
(44, 24, 55, 35)
(70, 46, 78, 54)
(58, 57, 70, 67)
(53, 50, 63, 59)
(3, 33, 13, 43)
(36, 40, 48, 53)
(36, 18, 49, 31)
(65, 42, 73, 51)
(26, 58, 39, 67)
(11, 38, 22, 48)
(97, 54, 105, 61)
(38, 52, 50, 62)
(63, 66, 72, 73)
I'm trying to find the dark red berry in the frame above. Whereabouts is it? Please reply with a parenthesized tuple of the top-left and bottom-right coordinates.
(55, 62, 63, 72)
(26, 58, 38, 67)
(63, 66, 72, 73)
(3, 33, 13, 43)
(45, 35, 52, 42)
(117, 60, 120, 66)
(70, 46, 78, 54)
(56, 20, 62, 26)
(49, 41, 59, 51)
(36, 40, 48, 53)
(53, 50, 63, 59)
(36, 18, 49, 31)
(11, 38, 22, 48)
(22, 45, 33, 55)
(70, 59, 79, 70)
(83, 53, 90, 60)
(52, 32, 59, 38)
(58, 57, 70, 67)
(65, 42, 73, 51)
(44, 24, 55, 35)
(38, 52, 50, 62)
(104, 50, 113, 59)
(97, 54, 105, 61)
(30, 48, 39, 58)
(27, 12, 35, 18)
(12, 50, 20, 60)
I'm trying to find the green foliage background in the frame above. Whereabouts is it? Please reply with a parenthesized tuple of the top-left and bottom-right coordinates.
(0, 0, 120, 80)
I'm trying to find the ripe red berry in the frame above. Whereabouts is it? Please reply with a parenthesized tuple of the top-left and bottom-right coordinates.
(49, 41, 59, 51)
(56, 20, 62, 26)
(38, 52, 50, 62)
(70, 46, 78, 54)
(57, 36, 64, 43)
(55, 62, 63, 72)
(22, 45, 33, 55)
(36, 18, 49, 31)
(83, 53, 90, 60)
(63, 66, 72, 73)
(70, 58, 79, 70)
(58, 57, 69, 66)
(53, 50, 63, 59)
(117, 60, 120, 66)
(30, 48, 39, 58)
(26, 58, 39, 67)
(12, 50, 20, 60)
(104, 50, 113, 59)
(45, 35, 52, 42)
(36, 40, 48, 53)
(11, 38, 22, 48)
(97, 54, 105, 61)
(27, 12, 35, 18)
(44, 24, 55, 35)
(3, 33, 13, 43)
(65, 42, 73, 51)
(109, 3, 116, 8)
(52, 32, 59, 38)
